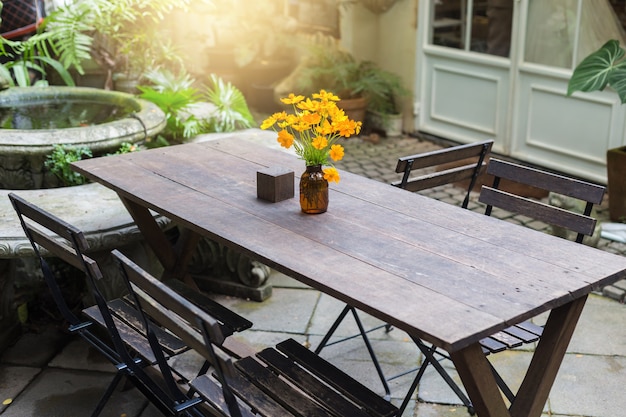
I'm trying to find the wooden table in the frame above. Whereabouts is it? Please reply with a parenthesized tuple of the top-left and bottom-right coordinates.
(72, 136, 626, 417)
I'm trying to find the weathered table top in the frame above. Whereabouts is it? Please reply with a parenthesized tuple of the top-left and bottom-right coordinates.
(72, 136, 626, 353)
(73, 135, 626, 416)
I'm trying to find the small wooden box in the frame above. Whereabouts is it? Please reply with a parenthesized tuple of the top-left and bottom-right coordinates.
(257, 167, 294, 202)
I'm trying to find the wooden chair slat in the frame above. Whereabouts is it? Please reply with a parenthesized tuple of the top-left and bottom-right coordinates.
(392, 164, 487, 192)
(395, 140, 493, 172)
(165, 278, 252, 334)
(479, 187, 597, 236)
(219, 370, 296, 417)
(277, 338, 398, 417)
(394, 140, 493, 202)
(235, 356, 335, 417)
(189, 374, 257, 417)
(514, 320, 544, 337)
(108, 298, 187, 354)
(256, 347, 374, 417)
(502, 324, 540, 344)
(486, 158, 605, 204)
(479, 337, 507, 354)
(113, 250, 400, 417)
(488, 331, 523, 349)
(82, 305, 157, 364)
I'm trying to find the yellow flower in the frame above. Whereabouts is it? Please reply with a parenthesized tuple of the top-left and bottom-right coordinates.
(281, 93, 305, 104)
(323, 167, 341, 183)
(312, 136, 328, 150)
(314, 90, 340, 102)
(277, 129, 294, 148)
(260, 90, 360, 183)
(297, 98, 321, 112)
(329, 144, 344, 161)
(260, 115, 277, 130)
(302, 112, 321, 125)
(337, 120, 362, 137)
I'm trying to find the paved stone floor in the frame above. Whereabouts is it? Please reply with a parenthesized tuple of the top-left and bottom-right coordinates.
(2, 131, 626, 417)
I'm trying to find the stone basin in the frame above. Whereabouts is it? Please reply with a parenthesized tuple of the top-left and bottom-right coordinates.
(0, 86, 166, 189)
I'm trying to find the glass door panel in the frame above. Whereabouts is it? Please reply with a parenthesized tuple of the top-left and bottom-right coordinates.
(524, 0, 626, 69)
(431, 0, 513, 57)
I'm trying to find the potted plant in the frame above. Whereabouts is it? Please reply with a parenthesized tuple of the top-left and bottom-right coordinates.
(0, 2, 76, 87)
(568, 39, 626, 221)
(364, 63, 410, 137)
(279, 40, 408, 124)
(44, 0, 190, 91)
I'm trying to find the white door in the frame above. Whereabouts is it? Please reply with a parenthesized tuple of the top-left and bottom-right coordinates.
(416, 0, 626, 183)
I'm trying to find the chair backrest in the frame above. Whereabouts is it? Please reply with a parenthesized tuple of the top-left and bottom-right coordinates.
(393, 139, 493, 208)
(478, 158, 606, 243)
(10, 193, 208, 415)
(9, 193, 104, 321)
(112, 249, 246, 417)
(8, 192, 121, 361)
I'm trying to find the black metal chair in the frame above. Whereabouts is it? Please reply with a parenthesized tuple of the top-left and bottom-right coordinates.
(8, 193, 227, 416)
(471, 158, 605, 401)
(390, 158, 605, 414)
(314, 139, 494, 414)
(391, 139, 493, 208)
(9, 192, 143, 417)
(113, 249, 400, 417)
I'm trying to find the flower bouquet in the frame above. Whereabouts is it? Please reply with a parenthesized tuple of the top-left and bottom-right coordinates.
(261, 90, 362, 213)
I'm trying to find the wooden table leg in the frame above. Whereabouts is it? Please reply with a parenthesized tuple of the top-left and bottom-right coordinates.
(510, 295, 588, 417)
(172, 227, 203, 288)
(451, 295, 588, 417)
(120, 196, 202, 282)
(450, 343, 511, 417)
(121, 196, 177, 271)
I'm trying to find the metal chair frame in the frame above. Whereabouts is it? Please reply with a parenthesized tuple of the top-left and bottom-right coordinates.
(9, 193, 203, 416)
(315, 140, 494, 415)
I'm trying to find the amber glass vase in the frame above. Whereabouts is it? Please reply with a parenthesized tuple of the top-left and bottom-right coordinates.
(300, 165, 329, 214)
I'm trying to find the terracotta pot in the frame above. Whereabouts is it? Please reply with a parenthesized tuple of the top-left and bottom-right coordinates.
(340, 96, 368, 123)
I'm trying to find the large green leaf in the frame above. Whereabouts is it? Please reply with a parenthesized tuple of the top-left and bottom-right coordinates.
(204, 74, 254, 132)
(568, 40, 626, 103)
(34, 56, 76, 86)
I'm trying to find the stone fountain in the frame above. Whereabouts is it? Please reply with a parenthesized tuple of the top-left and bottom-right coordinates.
(0, 85, 166, 351)
(0, 87, 272, 353)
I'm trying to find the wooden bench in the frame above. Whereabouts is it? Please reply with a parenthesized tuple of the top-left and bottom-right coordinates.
(113, 249, 400, 417)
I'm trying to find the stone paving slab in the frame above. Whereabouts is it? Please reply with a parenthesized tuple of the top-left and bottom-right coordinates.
(0, 365, 39, 414)
(0, 368, 147, 417)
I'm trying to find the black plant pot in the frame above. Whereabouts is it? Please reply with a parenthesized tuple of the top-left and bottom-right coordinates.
(607, 146, 626, 222)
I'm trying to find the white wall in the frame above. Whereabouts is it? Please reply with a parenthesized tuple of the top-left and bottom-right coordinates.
(340, 0, 419, 131)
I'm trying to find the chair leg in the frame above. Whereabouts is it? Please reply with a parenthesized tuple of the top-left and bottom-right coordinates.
(349, 307, 392, 400)
(490, 360, 515, 403)
(315, 305, 392, 400)
(90, 372, 124, 417)
(412, 337, 474, 415)
(397, 347, 431, 416)
(314, 305, 351, 355)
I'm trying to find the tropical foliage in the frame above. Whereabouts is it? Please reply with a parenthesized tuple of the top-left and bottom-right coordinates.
(568, 39, 626, 103)
(42, 0, 192, 83)
(138, 70, 254, 147)
(44, 145, 93, 186)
